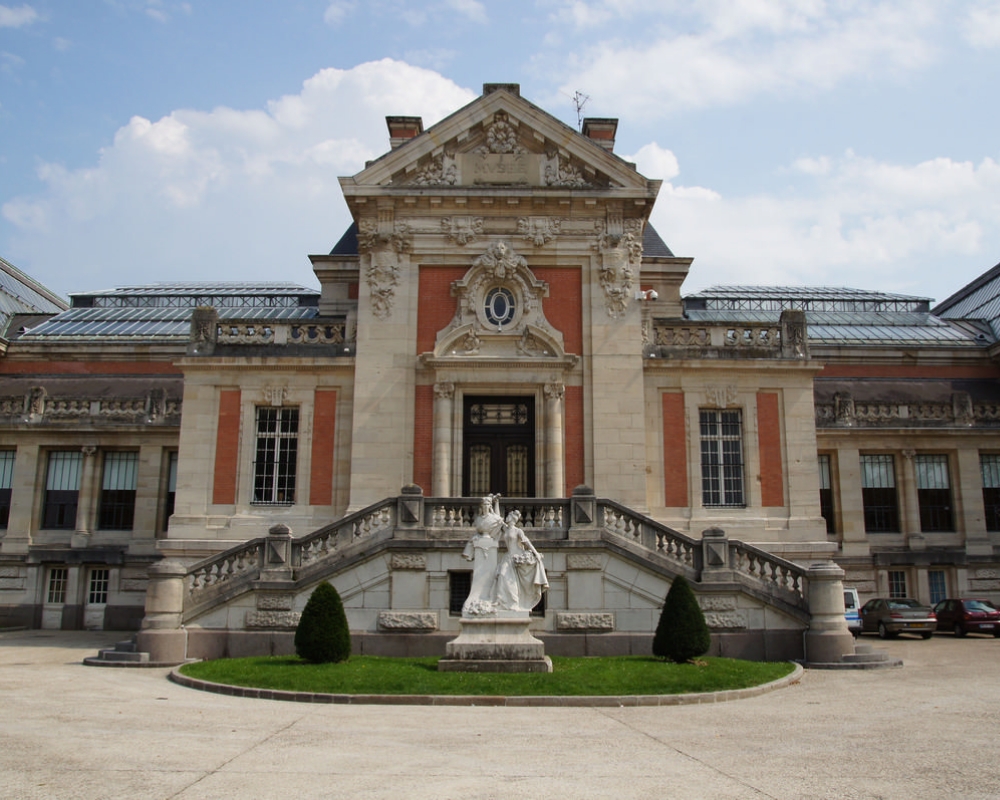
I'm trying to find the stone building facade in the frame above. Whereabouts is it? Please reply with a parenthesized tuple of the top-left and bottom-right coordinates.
(1, 85, 998, 655)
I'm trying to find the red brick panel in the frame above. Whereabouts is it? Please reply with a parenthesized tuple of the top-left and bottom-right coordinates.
(662, 393, 688, 507)
(413, 384, 434, 494)
(416, 267, 465, 354)
(533, 267, 582, 355)
(564, 385, 585, 494)
(0, 361, 182, 375)
(212, 389, 241, 505)
(757, 392, 784, 508)
(310, 390, 337, 506)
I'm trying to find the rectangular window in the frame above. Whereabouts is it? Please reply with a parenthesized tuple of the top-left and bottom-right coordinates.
(43, 451, 82, 529)
(87, 568, 110, 605)
(818, 454, 835, 534)
(700, 409, 744, 507)
(98, 452, 138, 530)
(46, 567, 68, 604)
(915, 454, 952, 532)
(929, 569, 947, 606)
(981, 454, 1000, 532)
(449, 571, 472, 616)
(861, 454, 899, 533)
(888, 570, 907, 599)
(163, 451, 178, 530)
(253, 407, 299, 505)
(0, 450, 13, 528)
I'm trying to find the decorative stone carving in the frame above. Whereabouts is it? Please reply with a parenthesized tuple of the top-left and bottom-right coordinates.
(704, 385, 739, 408)
(256, 593, 295, 611)
(834, 392, 855, 426)
(433, 383, 454, 402)
(975, 569, 997, 579)
(411, 152, 458, 186)
(780, 309, 808, 359)
(25, 386, 46, 420)
(703, 610, 748, 629)
(476, 112, 525, 154)
(366, 251, 400, 321)
(555, 612, 615, 631)
(543, 150, 590, 188)
(461, 330, 482, 354)
(442, 216, 483, 245)
(518, 216, 561, 247)
(544, 383, 565, 402)
(699, 596, 737, 612)
(358, 218, 411, 321)
(953, 392, 974, 426)
(377, 611, 438, 631)
(593, 218, 643, 318)
(262, 385, 287, 407)
(390, 553, 427, 570)
(245, 610, 301, 629)
(474, 240, 526, 282)
(566, 554, 602, 571)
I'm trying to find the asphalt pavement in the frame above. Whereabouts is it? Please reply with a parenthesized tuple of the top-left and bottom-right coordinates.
(1, 629, 998, 799)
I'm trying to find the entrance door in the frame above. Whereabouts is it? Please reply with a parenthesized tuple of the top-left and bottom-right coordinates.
(462, 396, 535, 497)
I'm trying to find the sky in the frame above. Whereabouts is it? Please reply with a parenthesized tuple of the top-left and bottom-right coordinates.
(2, 0, 1000, 305)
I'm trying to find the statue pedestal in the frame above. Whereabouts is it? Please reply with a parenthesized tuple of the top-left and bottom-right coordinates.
(438, 615, 553, 673)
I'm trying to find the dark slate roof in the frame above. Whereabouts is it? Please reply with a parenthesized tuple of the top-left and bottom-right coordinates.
(642, 224, 674, 258)
(330, 223, 359, 256)
(328, 221, 675, 258)
(933, 261, 1000, 338)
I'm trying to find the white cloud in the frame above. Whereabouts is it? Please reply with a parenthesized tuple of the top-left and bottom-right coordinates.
(2, 60, 476, 294)
(962, 2, 1000, 48)
(324, 1, 355, 26)
(0, 3, 38, 27)
(626, 142, 680, 181)
(648, 150, 1000, 300)
(444, 0, 487, 24)
(544, 1, 940, 117)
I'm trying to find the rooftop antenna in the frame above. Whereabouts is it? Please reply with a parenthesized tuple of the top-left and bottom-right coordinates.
(570, 90, 590, 130)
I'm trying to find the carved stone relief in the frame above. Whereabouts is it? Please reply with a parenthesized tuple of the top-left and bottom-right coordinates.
(359, 218, 411, 321)
(411, 152, 458, 186)
(555, 612, 615, 631)
(390, 553, 427, 571)
(593, 218, 643, 318)
(704, 385, 739, 408)
(476, 112, 525, 155)
(518, 216, 561, 246)
(377, 611, 438, 631)
(262, 385, 287, 407)
(245, 610, 301, 628)
(543, 150, 590, 188)
(441, 216, 483, 246)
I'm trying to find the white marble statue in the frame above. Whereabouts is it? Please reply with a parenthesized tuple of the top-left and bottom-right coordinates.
(494, 509, 548, 613)
(461, 495, 502, 616)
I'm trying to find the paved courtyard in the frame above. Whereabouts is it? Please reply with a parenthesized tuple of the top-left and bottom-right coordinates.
(1, 629, 998, 799)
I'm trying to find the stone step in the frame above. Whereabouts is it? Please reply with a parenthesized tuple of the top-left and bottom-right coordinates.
(96, 648, 149, 663)
(112, 639, 138, 653)
(841, 651, 893, 663)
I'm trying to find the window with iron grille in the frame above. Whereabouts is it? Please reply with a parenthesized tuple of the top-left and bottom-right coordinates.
(818, 454, 835, 534)
(861, 455, 899, 533)
(88, 568, 109, 605)
(98, 452, 138, 530)
(888, 570, 907, 599)
(252, 407, 298, 505)
(43, 451, 81, 529)
(915, 454, 953, 532)
(0, 450, 13, 528)
(929, 569, 947, 605)
(46, 567, 68, 604)
(700, 409, 744, 507)
(981, 454, 1000, 532)
(163, 451, 178, 531)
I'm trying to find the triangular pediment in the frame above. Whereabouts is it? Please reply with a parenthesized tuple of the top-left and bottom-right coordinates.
(344, 89, 654, 193)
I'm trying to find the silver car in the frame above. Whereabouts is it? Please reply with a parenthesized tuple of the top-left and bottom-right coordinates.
(859, 598, 936, 639)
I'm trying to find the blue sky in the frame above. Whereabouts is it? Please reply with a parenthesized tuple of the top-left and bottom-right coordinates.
(2, 1, 1000, 304)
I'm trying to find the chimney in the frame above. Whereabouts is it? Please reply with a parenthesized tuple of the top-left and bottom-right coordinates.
(386, 116, 424, 149)
(482, 83, 520, 97)
(582, 118, 618, 152)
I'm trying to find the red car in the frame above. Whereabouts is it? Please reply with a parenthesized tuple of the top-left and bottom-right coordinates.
(933, 598, 1000, 637)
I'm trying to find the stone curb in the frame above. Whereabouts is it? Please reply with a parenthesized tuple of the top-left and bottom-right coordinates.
(167, 662, 803, 707)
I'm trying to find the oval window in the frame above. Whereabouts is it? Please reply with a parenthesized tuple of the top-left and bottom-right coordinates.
(484, 287, 516, 327)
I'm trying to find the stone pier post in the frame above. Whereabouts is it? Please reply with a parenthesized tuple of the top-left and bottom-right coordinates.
(804, 561, 855, 665)
(136, 560, 188, 664)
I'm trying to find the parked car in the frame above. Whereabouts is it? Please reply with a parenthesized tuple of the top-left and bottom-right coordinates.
(932, 598, 1000, 637)
(859, 598, 936, 639)
(844, 587, 861, 637)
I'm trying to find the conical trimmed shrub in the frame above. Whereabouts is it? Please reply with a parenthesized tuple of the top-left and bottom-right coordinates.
(295, 581, 351, 664)
(652, 575, 711, 663)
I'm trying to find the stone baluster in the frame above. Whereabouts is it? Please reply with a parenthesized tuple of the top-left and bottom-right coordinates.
(804, 561, 855, 665)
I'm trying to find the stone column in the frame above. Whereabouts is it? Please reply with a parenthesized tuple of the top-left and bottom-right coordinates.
(136, 559, 188, 664)
(432, 382, 454, 497)
(71, 446, 98, 548)
(900, 449, 920, 542)
(544, 383, 565, 498)
(957, 446, 992, 556)
(804, 560, 855, 665)
(836, 448, 868, 557)
(4, 443, 39, 555)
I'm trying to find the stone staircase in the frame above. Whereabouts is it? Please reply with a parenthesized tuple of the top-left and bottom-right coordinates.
(83, 636, 153, 667)
(808, 641, 902, 670)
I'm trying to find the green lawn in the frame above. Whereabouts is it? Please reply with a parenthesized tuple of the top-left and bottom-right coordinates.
(179, 655, 795, 697)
